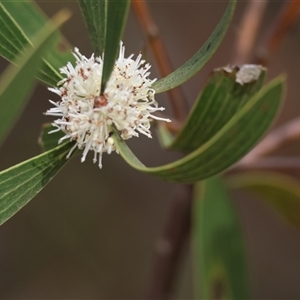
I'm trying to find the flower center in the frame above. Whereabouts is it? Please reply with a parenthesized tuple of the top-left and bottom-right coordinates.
(94, 95, 108, 108)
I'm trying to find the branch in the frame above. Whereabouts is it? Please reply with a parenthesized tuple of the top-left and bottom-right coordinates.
(256, 1, 300, 65)
(232, 157, 300, 175)
(146, 185, 193, 299)
(233, 0, 268, 64)
(132, 0, 188, 123)
(236, 1, 300, 168)
(131, 2, 192, 298)
(241, 117, 300, 163)
(135, 1, 300, 299)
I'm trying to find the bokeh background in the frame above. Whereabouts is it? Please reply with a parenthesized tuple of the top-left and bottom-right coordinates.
(0, 1, 300, 299)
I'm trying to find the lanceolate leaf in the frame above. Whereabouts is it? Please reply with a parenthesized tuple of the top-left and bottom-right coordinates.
(101, 0, 130, 93)
(0, 2, 74, 86)
(0, 3, 29, 61)
(0, 10, 71, 145)
(113, 76, 284, 183)
(228, 172, 300, 226)
(152, 0, 236, 93)
(164, 65, 266, 152)
(78, 0, 107, 56)
(193, 178, 249, 299)
(0, 142, 74, 226)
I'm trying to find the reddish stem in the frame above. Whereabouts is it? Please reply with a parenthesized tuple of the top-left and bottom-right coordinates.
(146, 185, 193, 299)
(132, 0, 188, 123)
(233, 0, 268, 64)
(256, 1, 300, 65)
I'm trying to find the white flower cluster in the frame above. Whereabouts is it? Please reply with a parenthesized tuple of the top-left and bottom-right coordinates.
(46, 42, 171, 168)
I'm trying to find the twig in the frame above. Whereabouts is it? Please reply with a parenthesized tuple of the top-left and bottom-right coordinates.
(237, 1, 300, 169)
(256, 1, 300, 65)
(232, 157, 300, 175)
(132, 0, 188, 123)
(146, 185, 193, 299)
(135, 1, 300, 299)
(233, 0, 268, 64)
(241, 117, 300, 163)
(132, 2, 192, 298)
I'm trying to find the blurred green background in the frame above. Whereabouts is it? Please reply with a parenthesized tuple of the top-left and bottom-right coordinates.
(0, 1, 300, 299)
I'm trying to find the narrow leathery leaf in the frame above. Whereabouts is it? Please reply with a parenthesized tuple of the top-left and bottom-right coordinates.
(193, 178, 249, 299)
(0, 43, 14, 61)
(78, 0, 107, 56)
(0, 2, 74, 86)
(152, 0, 236, 93)
(38, 63, 63, 87)
(0, 142, 74, 226)
(0, 3, 30, 61)
(101, 0, 130, 93)
(168, 65, 266, 152)
(1, 1, 74, 72)
(228, 172, 300, 226)
(39, 123, 66, 152)
(0, 10, 71, 145)
(114, 76, 284, 183)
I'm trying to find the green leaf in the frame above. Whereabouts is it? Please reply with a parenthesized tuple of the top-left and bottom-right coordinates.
(152, 0, 236, 93)
(0, 142, 74, 226)
(193, 178, 249, 299)
(227, 172, 300, 227)
(38, 123, 65, 152)
(162, 65, 266, 152)
(101, 0, 130, 93)
(0, 10, 71, 145)
(114, 76, 284, 183)
(0, 3, 29, 61)
(78, 0, 107, 56)
(0, 1, 74, 86)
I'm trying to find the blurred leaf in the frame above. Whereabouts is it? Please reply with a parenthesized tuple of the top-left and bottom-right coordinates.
(101, 0, 130, 92)
(162, 65, 266, 152)
(114, 76, 284, 183)
(0, 142, 73, 226)
(0, 1, 74, 86)
(78, 0, 107, 56)
(0, 3, 29, 60)
(228, 172, 300, 226)
(193, 178, 249, 299)
(152, 0, 236, 94)
(0, 10, 71, 145)
(39, 123, 65, 152)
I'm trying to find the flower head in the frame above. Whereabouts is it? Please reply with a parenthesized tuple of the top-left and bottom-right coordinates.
(46, 42, 171, 168)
